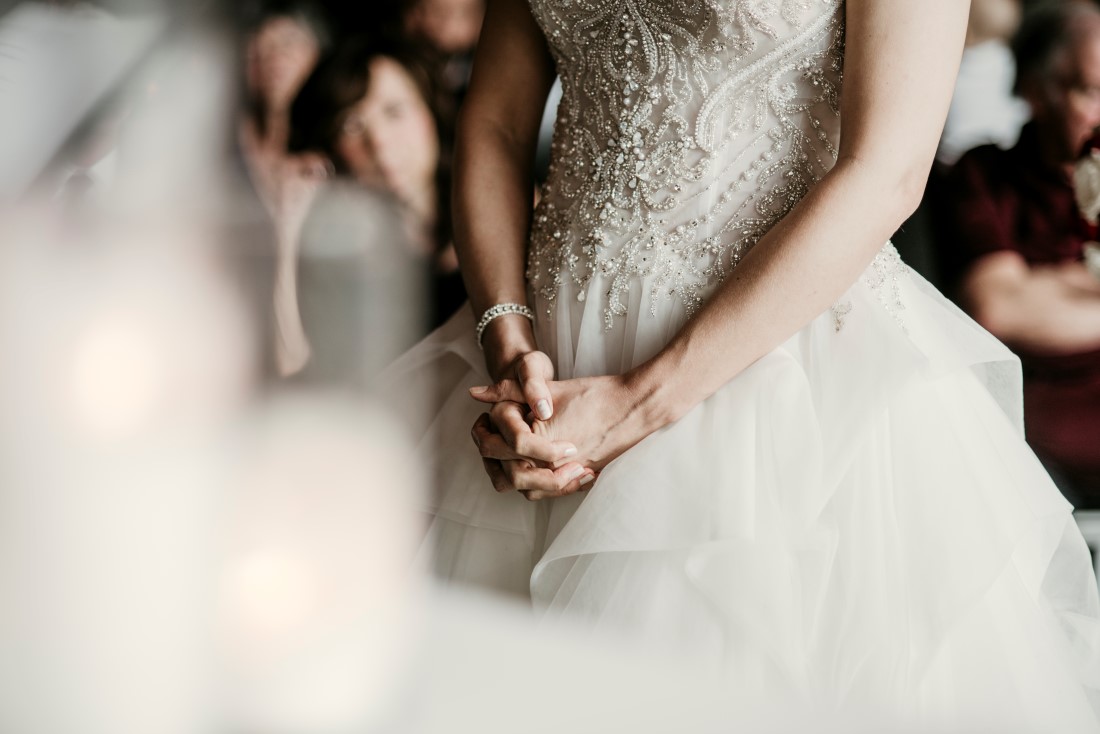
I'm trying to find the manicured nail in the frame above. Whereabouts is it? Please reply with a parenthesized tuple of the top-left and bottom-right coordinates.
(535, 399, 552, 420)
(565, 466, 586, 482)
(579, 474, 595, 487)
(469, 386, 489, 395)
(562, 445, 578, 458)
(471, 428, 480, 447)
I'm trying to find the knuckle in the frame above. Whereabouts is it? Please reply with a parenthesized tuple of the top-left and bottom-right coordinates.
(503, 463, 523, 484)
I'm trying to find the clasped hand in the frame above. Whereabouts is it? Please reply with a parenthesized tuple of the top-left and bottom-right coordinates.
(468, 351, 646, 501)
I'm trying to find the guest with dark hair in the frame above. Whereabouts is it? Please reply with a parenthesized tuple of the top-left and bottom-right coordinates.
(403, 0, 483, 56)
(400, 0, 486, 191)
(245, 0, 334, 176)
(402, 0, 483, 105)
(234, 0, 334, 376)
(289, 38, 466, 328)
(937, 0, 1100, 504)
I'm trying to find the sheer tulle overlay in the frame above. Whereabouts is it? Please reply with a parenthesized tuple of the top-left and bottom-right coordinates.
(382, 0, 1100, 726)
(385, 262, 1100, 728)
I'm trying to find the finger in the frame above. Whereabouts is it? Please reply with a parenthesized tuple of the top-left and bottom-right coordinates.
(476, 431, 526, 461)
(516, 358, 554, 421)
(522, 467, 597, 501)
(471, 413, 493, 450)
(468, 379, 525, 404)
(478, 431, 575, 463)
(474, 411, 546, 462)
(491, 402, 577, 463)
(506, 461, 595, 497)
(482, 458, 513, 493)
(473, 412, 542, 464)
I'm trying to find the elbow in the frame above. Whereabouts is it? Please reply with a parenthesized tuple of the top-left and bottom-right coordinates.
(835, 152, 932, 231)
(895, 163, 931, 223)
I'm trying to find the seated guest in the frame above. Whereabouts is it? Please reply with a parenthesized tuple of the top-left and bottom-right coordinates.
(237, 0, 332, 376)
(403, 0, 483, 58)
(238, 0, 332, 210)
(937, 0, 1100, 505)
(289, 37, 466, 328)
(400, 0, 485, 188)
(402, 0, 483, 97)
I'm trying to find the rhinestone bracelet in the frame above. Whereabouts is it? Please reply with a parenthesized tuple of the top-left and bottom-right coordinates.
(475, 303, 534, 350)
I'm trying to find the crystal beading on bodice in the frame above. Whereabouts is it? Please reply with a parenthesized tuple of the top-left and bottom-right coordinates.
(525, 0, 849, 329)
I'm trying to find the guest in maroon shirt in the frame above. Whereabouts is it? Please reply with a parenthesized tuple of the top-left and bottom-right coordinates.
(939, 1, 1100, 505)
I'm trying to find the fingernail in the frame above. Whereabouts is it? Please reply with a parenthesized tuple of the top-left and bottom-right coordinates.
(562, 445, 578, 458)
(565, 466, 585, 482)
(470, 429, 480, 447)
(469, 386, 489, 395)
(579, 474, 595, 487)
(536, 399, 552, 420)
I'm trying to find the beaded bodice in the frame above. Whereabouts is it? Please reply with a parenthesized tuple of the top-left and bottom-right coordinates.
(526, 0, 846, 328)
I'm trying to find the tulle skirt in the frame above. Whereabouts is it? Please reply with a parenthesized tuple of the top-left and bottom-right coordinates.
(383, 247, 1100, 730)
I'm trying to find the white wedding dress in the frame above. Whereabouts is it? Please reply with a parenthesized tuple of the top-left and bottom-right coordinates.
(385, 0, 1100, 728)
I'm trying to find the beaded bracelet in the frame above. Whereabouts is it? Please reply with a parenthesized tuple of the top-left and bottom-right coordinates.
(475, 303, 534, 350)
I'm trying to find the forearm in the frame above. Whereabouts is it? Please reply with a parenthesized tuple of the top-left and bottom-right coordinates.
(1053, 261, 1100, 294)
(961, 255, 1100, 354)
(1012, 308, 1100, 355)
(453, 114, 541, 376)
(626, 159, 918, 428)
(621, 0, 968, 431)
(453, 117, 535, 315)
(449, 0, 556, 379)
(982, 285, 1100, 355)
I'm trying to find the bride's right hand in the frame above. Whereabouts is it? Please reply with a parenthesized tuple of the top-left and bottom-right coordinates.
(472, 346, 596, 498)
(470, 407, 596, 499)
(488, 349, 556, 419)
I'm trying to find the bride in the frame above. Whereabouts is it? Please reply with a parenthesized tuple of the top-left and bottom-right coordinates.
(387, 0, 1100, 725)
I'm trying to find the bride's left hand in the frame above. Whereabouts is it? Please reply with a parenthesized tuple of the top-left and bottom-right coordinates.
(469, 374, 659, 500)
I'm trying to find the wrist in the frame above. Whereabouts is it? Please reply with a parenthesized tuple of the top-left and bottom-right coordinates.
(480, 313, 539, 381)
(622, 352, 693, 434)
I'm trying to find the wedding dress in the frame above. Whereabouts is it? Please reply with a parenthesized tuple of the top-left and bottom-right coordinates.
(385, 0, 1100, 727)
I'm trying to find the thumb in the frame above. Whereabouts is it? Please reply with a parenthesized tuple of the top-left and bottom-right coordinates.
(519, 371, 553, 421)
(468, 378, 524, 404)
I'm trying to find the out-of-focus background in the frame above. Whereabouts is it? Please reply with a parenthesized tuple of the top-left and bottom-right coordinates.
(3, 0, 1100, 731)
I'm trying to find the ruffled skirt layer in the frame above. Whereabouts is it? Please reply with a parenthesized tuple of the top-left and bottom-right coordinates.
(383, 255, 1100, 729)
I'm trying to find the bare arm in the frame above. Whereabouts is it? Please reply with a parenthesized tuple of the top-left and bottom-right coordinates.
(961, 250, 1100, 354)
(453, 0, 555, 380)
(460, 0, 597, 493)
(471, 0, 973, 488)
(619, 0, 971, 429)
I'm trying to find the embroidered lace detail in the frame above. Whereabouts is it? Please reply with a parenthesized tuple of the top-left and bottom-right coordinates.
(831, 242, 909, 333)
(863, 242, 908, 331)
(526, 0, 846, 328)
(831, 300, 852, 333)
